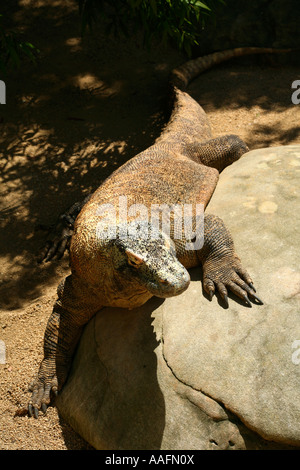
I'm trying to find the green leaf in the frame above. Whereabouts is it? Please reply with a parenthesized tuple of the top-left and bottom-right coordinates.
(193, 1, 211, 10)
(23, 42, 36, 49)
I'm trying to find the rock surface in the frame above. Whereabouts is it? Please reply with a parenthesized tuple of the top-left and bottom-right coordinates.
(57, 146, 300, 450)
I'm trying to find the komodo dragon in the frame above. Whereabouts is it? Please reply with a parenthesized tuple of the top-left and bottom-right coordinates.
(28, 47, 282, 418)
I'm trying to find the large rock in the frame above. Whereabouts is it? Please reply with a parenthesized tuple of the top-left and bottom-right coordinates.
(57, 146, 300, 449)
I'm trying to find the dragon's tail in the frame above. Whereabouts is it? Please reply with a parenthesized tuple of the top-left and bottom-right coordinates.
(170, 47, 291, 90)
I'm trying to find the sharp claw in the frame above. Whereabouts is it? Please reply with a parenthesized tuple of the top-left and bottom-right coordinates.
(28, 404, 33, 417)
(250, 293, 264, 305)
(41, 403, 47, 414)
(249, 283, 256, 292)
(45, 250, 55, 262)
(34, 407, 39, 419)
(208, 290, 214, 300)
(243, 295, 252, 307)
(223, 294, 228, 307)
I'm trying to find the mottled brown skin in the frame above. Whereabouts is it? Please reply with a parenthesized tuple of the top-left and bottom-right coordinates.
(27, 48, 274, 418)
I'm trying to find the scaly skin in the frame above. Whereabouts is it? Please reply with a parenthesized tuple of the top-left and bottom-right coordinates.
(27, 47, 279, 418)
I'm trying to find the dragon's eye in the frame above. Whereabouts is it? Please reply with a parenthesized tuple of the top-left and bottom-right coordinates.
(125, 249, 144, 269)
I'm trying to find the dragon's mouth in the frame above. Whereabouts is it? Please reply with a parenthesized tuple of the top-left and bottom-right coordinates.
(147, 270, 191, 298)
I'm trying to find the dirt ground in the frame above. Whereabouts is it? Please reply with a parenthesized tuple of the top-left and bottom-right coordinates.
(0, 1, 299, 450)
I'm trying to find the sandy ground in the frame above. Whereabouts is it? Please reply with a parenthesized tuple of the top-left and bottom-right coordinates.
(0, 1, 299, 450)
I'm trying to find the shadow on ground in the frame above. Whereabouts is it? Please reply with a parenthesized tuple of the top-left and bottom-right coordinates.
(0, 1, 174, 309)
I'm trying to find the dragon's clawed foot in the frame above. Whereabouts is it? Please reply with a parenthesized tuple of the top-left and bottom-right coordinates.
(36, 199, 87, 263)
(36, 216, 74, 263)
(203, 254, 263, 307)
(28, 359, 59, 418)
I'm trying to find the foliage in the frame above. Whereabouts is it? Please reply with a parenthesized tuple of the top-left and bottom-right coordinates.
(78, 0, 225, 56)
(0, 14, 39, 72)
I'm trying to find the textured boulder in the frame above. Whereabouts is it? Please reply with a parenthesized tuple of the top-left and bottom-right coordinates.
(57, 146, 300, 449)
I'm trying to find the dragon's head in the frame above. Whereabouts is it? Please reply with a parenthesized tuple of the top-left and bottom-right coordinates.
(105, 220, 190, 299)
